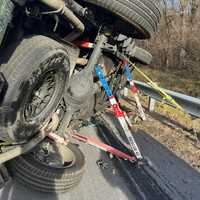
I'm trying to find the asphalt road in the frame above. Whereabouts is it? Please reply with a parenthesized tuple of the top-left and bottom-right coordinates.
(0, 115, 200, 200)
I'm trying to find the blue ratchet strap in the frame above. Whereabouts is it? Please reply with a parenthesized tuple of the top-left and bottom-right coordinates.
(95, 64, 113, 97)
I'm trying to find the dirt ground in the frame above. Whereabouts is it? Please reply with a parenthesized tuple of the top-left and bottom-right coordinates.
(120, 97, 200, 173)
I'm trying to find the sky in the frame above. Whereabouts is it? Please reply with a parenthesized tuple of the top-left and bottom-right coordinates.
(167, 0, 178, 7)
(166, 0, 194, 12)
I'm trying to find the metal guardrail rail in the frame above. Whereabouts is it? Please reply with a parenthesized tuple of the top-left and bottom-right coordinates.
(134, 80, 200, 118)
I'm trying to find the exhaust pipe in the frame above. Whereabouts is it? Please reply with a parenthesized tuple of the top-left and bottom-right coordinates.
(39, 0, 85, 41)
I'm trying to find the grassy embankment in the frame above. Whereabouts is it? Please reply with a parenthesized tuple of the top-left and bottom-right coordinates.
(133, 66, 200, 133)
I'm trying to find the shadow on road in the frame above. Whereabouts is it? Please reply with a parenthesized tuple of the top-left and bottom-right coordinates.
(0, 179, 59, 200)
(93, 114, 200, 200)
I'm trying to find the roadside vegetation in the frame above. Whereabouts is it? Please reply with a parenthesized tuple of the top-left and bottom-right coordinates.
(137, 0, 200, 97)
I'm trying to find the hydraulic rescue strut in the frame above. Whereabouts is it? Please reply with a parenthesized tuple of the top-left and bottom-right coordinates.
(95, 64, 143, 160)
(123, 61, 146, 121)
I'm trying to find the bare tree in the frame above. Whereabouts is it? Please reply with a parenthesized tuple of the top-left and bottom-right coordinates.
(142, 0, 200, 71)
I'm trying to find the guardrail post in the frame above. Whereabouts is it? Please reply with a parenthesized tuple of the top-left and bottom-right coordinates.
(148, 97, 156, 112)
(135, 80, 200, 117)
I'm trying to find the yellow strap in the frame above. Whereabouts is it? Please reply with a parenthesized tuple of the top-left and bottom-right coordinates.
(129, 61, 184, 111)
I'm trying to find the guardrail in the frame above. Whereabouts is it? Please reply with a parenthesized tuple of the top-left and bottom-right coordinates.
(133, 81, 200, 118)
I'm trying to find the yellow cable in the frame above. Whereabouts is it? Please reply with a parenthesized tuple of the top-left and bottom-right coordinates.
(129, 61, 184, 111)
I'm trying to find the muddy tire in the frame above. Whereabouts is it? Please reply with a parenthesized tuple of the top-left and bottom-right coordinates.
(0, 35, 70, 142)
(8, 143, 85, 193)
(84, 0, 163, 39)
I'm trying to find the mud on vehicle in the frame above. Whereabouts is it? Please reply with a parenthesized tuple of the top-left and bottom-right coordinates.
(0, 0, 163, 193)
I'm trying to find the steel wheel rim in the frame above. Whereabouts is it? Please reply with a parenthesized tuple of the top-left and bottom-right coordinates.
(24, 70, 58, 121)
(31, 141, 76, 169)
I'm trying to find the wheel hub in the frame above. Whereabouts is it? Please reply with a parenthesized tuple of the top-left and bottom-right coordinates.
(24, 70, 57, 121)
(32, 141, 76, 169)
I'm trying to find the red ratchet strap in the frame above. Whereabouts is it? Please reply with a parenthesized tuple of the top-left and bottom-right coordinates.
(47, 129, 136, 162)
(71, 131, 136, 162)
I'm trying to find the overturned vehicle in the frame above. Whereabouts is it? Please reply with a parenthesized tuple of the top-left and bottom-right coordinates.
(0, 0, 162, 193)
